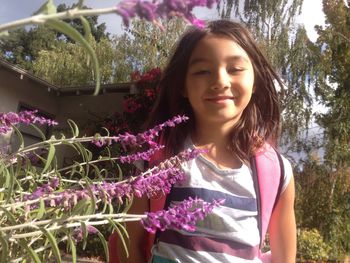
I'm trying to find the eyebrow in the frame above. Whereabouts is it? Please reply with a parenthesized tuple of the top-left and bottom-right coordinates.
(188, 55, 250, 66)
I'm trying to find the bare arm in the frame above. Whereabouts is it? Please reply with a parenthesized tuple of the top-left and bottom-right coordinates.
(269, 176, 297, 263)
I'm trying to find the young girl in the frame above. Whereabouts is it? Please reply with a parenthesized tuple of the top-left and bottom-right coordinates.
(119, 19, 296, 263)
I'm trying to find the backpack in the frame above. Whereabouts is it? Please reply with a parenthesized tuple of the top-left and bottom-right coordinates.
(108, 143, 284, 263)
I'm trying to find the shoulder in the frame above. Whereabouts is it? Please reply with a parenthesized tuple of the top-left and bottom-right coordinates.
(280, 154, 293, 193)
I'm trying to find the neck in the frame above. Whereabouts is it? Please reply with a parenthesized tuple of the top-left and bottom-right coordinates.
(192, 119, 233, 147)
(191, 120, 242, 169)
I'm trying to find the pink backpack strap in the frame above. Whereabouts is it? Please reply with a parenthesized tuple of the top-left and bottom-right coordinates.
(251, 144, 284, 248)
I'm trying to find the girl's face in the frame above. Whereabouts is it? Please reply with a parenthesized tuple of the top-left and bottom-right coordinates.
(185, 35, 255, 127)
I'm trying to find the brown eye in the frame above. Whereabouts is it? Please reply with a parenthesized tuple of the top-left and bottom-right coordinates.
(227, 68, 244, 74)
(193, 70, 210, 75)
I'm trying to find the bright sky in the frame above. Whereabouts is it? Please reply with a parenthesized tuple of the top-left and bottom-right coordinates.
(0, 0, 325, 41)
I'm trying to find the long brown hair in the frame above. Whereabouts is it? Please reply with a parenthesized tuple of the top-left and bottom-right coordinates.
(145, 20, 282, 161)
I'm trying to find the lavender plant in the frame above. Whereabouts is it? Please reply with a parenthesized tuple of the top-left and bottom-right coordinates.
(0, 112, 221, 262)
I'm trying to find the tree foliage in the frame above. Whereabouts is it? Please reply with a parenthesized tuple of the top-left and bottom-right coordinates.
(0, 4, 109, 72)
(0, 26, 58, 70)
(33, 36, 115, 86)
(1, 16, 186, 85)
(315, 0, 350, 167)
(113, 18, 187, 82)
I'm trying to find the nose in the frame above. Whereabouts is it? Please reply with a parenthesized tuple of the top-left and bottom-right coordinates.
(211, 68, 231, 90)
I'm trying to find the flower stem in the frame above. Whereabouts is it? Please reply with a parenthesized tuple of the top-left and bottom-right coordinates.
(2, 213, 145, 233)
(8, 215, 145, 240)
(0, 7, 118, 32)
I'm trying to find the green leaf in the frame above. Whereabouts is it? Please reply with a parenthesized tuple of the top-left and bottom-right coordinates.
(12, 125, 24, 150)
(108, 203, 114, 214)
(67, 119, 79, 137)
(42, 143, 55, 174)
(116, 163, 123, 181)
(40, 228, 61, 262)
(0, 233, 9, 263)
(71, 199, 90, 216)
(108, 219, 129, 258)
(84, 178, 96, 215)
(37, 198, 45, 219)
(0, 206, 17, 224)
(46, 19, 100, 95)
(15, 154, 23, 177)
(123, 194, 133, 213)
(81, 221, 88, 249)
(5, 165, 14, 203)
(97, 231, 109, 262)
(90, 163, 101, 179)
(29, 123, 47, 141)
(18, 240, 42, 263)
(67, 234, 77, 263)
(33, 0, 57, 15)
(79, 16, 92, 39)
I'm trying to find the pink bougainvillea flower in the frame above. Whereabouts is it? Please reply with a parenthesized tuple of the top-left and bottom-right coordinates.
(123, 97, 141, 113)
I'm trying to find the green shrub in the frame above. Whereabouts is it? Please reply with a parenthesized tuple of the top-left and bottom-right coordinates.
(297, 228, 331, 262)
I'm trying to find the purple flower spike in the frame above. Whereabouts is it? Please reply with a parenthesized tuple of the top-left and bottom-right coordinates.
(23, 177, 60, 203)
(119, 144, 165, 163)
(22, 147, 203, 211)
(141, 197, 225, 233)
(91, 115, 188, 148)
(116, 0, 218, 28)
(131, 167, 185, 197)
(135, 1, 157, 21)
(0, 110, 58, 135)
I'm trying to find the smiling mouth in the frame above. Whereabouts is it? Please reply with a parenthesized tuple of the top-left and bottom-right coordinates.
(206, 96, 235, 103)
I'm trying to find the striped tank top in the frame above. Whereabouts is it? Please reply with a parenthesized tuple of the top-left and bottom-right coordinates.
(151, 137, 292, 263)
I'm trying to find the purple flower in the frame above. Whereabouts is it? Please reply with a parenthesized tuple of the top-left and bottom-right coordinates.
(141, 197, 225, 233)
(0, 110, 58, 135)
(131, 167, 185, 197)
(24, 177, 60, 203)
(115, 0, 218, 27)
(91, 115, 188, 148)
(22, 147, 203, 212)
(119, 143, 165, 163)
(135, 1, 157, 21)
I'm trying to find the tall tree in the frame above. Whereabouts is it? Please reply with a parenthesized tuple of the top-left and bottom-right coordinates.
(312, 0, 350, 254)
(0, 26, 58, 70)
(315, 0, 350, 167)
(293, 0, 350, 258)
